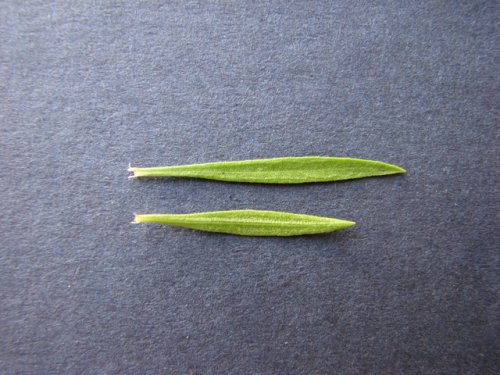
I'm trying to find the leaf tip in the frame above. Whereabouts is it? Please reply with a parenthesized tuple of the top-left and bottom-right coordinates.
(383, 162, 406, 175)
(343, 220, 356, 228)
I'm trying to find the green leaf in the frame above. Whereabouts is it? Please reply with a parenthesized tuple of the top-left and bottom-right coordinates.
(128, 156, 405, 183)
(133, 209, 355, 236)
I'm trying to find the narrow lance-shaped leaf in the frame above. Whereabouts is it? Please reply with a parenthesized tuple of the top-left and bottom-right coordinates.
(133, 209, 355, 236)
(128, 156, 405, 184)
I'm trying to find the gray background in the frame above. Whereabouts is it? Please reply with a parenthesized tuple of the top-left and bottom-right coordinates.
(1, 1, 498, 374)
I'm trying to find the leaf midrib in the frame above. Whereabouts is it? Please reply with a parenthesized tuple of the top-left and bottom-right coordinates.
(144, 217, 344, 227)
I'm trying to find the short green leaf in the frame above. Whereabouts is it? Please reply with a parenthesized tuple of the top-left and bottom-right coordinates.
(133, 209, 355, 236)
(129, 156, 405, 183)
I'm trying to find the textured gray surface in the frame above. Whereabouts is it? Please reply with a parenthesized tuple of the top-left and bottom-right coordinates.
(1, 1, 499, 374)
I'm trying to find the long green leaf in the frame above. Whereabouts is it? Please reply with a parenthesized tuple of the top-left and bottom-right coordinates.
(128, 156, 405, 183)
(133, 209, 355, 236)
